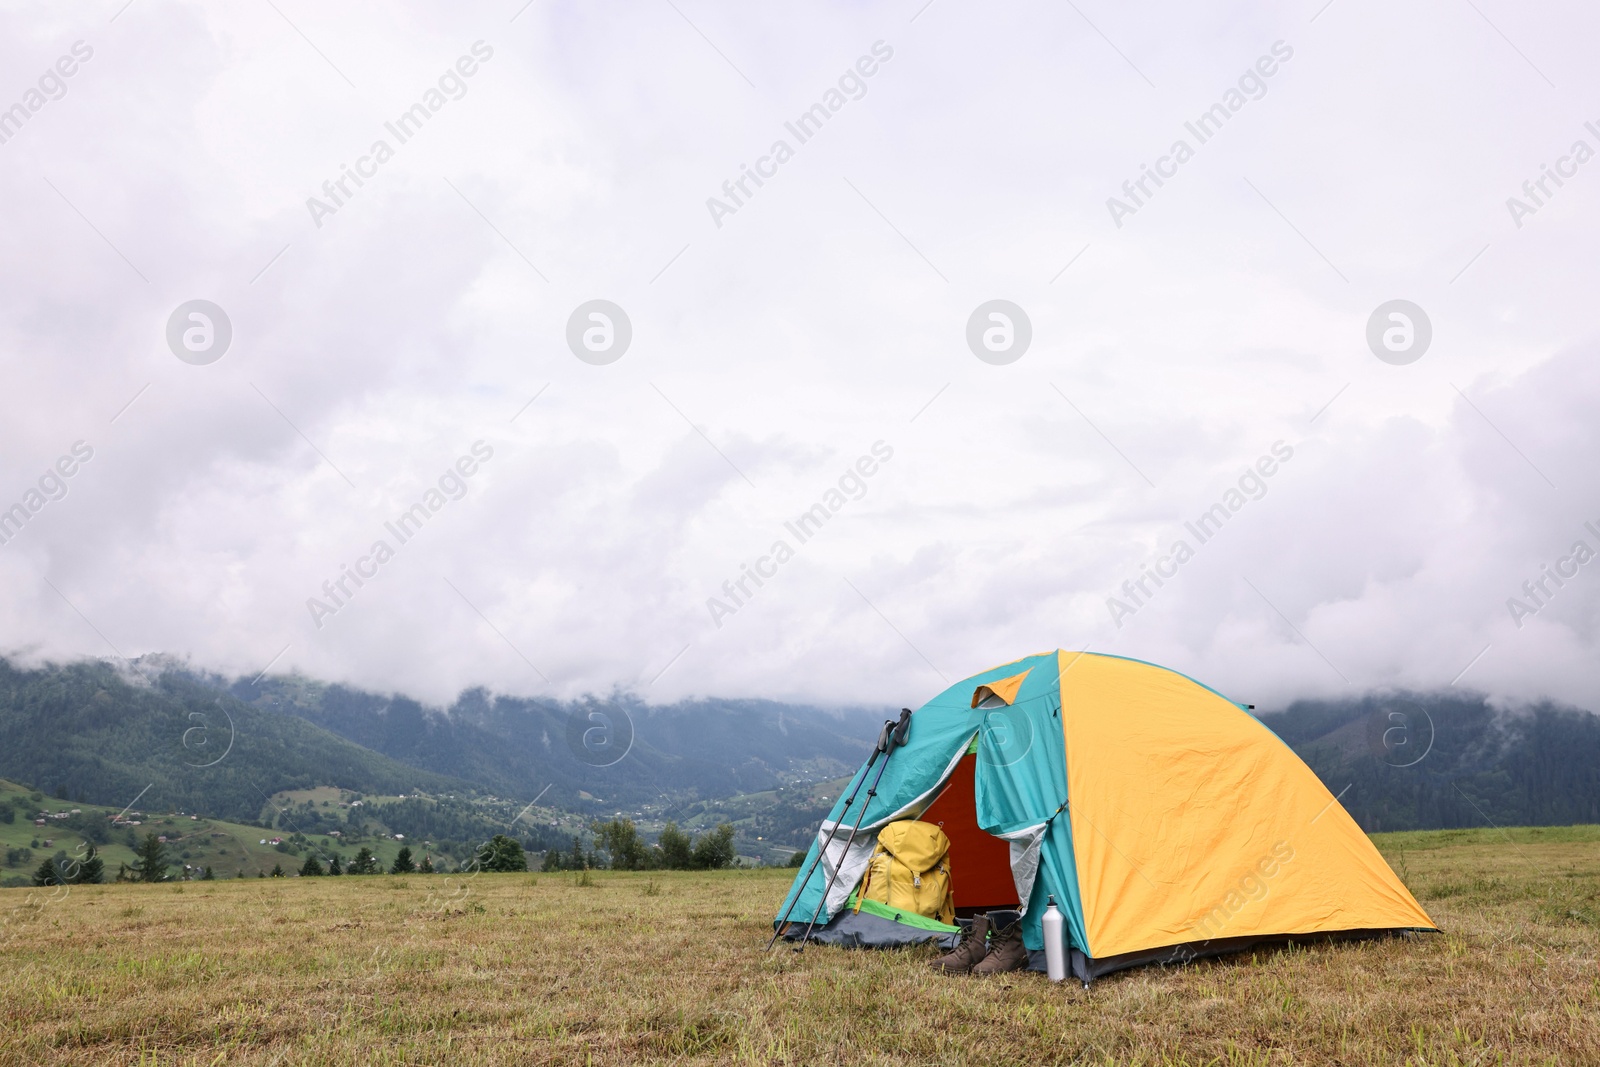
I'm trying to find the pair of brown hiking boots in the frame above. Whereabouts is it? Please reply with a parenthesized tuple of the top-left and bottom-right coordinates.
(929, 913, 1027, 976)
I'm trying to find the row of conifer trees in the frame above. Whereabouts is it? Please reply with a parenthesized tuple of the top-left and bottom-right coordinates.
(31, 824, 737, 886)
(28, 833, 447, 885)
(294, 845, 434, 877)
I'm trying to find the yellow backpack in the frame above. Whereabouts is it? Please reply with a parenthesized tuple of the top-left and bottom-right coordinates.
(856, 820, 954, 925)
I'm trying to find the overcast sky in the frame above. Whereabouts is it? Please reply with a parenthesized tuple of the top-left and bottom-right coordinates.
(1, 0, 1596, 714)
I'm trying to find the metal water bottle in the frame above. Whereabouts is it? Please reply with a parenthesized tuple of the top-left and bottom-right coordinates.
(1042, 894, 1067, 982)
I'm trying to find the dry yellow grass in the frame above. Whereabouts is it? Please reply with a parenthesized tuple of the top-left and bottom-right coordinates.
(1, 826, 1597, 1065)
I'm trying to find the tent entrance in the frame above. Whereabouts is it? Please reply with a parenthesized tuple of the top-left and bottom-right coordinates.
(920, 751, 1020, 915)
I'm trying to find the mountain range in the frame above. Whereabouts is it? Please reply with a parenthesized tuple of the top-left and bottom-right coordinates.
(0, 656, 880, 825)
(2, 656, 1598, 845)
(1261, 693, 1600, 831)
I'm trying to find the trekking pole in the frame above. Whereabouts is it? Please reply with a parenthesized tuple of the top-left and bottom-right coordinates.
(765, 718, 892, 951)
(793, 708, 913, 953)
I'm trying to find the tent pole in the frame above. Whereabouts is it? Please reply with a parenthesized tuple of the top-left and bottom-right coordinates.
(792, 708, 913, 953)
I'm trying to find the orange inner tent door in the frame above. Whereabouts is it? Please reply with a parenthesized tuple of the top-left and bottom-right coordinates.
(920, 753, 1019, 913)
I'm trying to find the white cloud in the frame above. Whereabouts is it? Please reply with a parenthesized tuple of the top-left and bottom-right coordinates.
(1, 0, 1596, 714)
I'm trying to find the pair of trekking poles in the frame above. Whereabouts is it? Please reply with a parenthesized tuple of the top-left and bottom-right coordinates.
(767, 706, 913, 953)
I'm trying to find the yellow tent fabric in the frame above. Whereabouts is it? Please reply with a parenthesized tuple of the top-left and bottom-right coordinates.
(1058, 651, 1434, 959)
(971, 668, 1031, 707)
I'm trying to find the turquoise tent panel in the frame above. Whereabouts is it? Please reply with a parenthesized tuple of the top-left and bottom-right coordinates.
(772, 703, 984, 931)
(776, 651, 1089, 944)
(919, 650, 1059, 710)
(970, 689, 1088, 956)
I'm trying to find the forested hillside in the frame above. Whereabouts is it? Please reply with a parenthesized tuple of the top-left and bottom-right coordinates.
(0, 658, 472, 819)
(1261, 693, 1600, 831)
(4, 656, 1600, 841)
(228, 675, 880, 811)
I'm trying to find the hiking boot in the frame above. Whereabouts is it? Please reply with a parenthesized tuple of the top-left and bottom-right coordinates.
(971, 916, 1027, 975)
(929, 915, 988, 974)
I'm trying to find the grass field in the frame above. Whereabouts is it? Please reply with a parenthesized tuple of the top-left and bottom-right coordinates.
(1, 826, 1597, 1065)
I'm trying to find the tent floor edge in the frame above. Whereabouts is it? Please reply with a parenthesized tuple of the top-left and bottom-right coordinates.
(1027, 927, 1440, 982)
(780, 909, 959, 951)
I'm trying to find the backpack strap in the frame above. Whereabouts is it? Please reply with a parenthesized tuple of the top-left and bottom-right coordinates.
(854, 857, 874, 913)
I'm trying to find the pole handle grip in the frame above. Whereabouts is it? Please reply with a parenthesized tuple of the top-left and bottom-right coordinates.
(891, 707, 913, 747)
(874, 718, 895, 752)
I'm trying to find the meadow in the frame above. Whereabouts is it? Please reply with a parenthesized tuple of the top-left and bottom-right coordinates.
(0, 780, 442, 885)
(1, 825, 1597, 1065)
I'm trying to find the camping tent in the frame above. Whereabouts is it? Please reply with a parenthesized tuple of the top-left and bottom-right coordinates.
(774, 650, 1436, 981)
